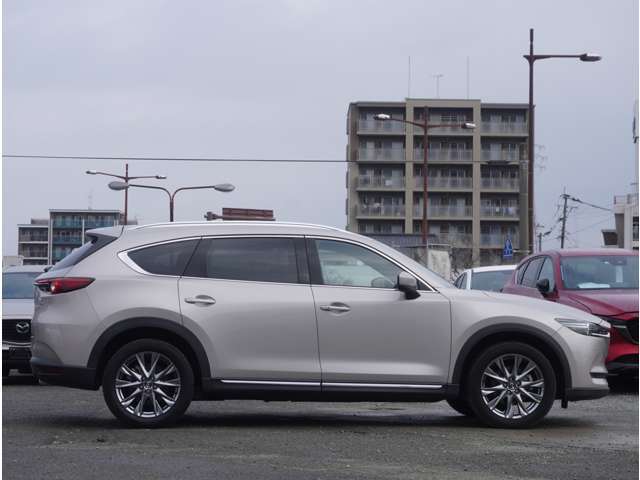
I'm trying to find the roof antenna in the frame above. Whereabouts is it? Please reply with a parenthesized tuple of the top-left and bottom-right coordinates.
(432, 74, 444, 98)
(407, 56, 412, 98)
(466, 56, 470, 99)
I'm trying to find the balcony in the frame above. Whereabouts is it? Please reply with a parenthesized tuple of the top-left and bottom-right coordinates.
(414, 176, 472, 190)
(413, 148, 473, 162)
(481, 234, 520, 247)
(430, 232, 473, 247)
(357, 175, 405, 189)
(481, 205, 520, 219)
(52, 236, 83, 245)
(481, 177, 519, 191)
(481, 150, 525, 162)
(52, 219, 117, 229)
(481, 122, 527, 135)
(414, 205, 473, 219)
(358, 148, 406, 162)
(18, 236, 48, 243)
(357, 119, 406, 134)
(358, 204, 405, 217)
(421, 118, 474, 134)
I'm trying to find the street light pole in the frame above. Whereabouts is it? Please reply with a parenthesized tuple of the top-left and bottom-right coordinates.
(86, 164, 166, 225)
(108, 182, 235, 222)
(523, 28, 601, 255)
(373, 113, 475, 246)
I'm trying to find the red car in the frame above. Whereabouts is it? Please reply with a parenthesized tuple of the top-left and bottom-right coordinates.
(502, 249, 638, 376)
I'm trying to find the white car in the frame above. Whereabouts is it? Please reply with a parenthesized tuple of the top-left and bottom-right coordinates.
(454, 265, 516, 292)
(3, 265, 47, 376)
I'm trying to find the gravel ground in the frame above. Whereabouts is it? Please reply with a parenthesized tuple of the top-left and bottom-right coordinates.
(2, 376, 638, 480)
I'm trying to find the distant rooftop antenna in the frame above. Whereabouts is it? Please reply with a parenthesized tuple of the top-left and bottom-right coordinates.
(466, 56, 470, 99)
(407, 56, 412, 98)
(432, 74, 444, 98)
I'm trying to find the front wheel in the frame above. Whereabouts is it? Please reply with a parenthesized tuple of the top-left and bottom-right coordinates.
(466, 342, 556, 428)
(102, 339, 194, 428)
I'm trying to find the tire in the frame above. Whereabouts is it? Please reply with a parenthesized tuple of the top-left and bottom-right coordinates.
(466, 341, 556, 428)
(102, 339, 194, 428)
(446, 398, 475, 417)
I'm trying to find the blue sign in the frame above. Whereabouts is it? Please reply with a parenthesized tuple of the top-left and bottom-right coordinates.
(503, 237, 514, 259)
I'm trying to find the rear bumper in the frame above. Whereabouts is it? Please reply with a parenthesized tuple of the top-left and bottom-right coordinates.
(565, 387, 609, 401)
(30, 357, 98, 390)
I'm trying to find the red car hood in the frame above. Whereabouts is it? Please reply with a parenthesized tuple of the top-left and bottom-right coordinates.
(565, 289, 638, 316)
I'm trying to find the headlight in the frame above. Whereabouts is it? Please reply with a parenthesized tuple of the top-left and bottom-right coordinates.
(555, 318, 610, 338)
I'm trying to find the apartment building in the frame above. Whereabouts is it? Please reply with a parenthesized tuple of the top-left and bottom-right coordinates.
(17, 210, 126, 265)
(346, 98, 530, 267)
(17, 219, 49, 265)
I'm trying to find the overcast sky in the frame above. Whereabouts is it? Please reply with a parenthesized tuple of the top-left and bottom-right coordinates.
(3, 0, 638, 255)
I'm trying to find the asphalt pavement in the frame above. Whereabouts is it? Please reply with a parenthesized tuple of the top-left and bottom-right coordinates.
(2, 375, 638, 480)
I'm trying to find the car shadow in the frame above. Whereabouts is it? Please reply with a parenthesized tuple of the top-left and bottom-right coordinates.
(2, 375, 38, 386)
(608, 376, 638, 394)
(17, 406, 596, 432)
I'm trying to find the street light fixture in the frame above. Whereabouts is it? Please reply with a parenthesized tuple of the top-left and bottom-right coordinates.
(373, 111, 476, 246)
(108, 181, 235, 222)
(524, 28, 601, 254)
(86, 164, 166, 224)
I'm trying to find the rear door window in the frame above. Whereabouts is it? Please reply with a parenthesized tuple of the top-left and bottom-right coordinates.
(184, 237, 301, 284)
(127, 239, 200, 276)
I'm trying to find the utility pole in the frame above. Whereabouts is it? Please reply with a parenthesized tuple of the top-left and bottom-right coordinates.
(560, 190, 569, 248)
(538, 232, 543, 252)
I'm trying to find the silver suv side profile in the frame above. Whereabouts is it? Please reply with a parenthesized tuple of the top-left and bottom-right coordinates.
(31, 222, 610, 428)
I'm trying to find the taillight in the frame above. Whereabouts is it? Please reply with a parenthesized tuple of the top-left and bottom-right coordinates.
(35, 277, 94, 294)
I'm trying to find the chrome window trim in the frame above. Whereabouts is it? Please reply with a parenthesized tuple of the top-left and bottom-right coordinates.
(307, 235, 437, 292)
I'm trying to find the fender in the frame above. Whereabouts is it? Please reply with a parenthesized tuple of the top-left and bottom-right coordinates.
(451, 323, 572, 391)
(87, 317, 211, 378)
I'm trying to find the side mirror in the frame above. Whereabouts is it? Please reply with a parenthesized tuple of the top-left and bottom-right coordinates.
(536, 278, 550, 295)
(397, 272, 420, 300)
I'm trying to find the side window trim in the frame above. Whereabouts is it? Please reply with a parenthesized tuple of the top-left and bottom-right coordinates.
(305, 236, 434, 292)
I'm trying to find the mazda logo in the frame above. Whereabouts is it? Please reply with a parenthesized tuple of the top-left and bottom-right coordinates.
(15, 321, 30, 334)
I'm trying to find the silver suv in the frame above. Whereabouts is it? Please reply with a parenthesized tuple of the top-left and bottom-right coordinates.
(31, 222, 610, 428)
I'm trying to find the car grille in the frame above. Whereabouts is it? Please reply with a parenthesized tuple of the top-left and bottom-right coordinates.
(628, 318, 638, 343)
(2, 319, 31, 344)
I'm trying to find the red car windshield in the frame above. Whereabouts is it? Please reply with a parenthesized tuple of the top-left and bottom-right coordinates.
(560, 255, 639, 290)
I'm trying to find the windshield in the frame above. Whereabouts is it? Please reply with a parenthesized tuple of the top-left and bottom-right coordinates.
(471, 270, 513, 292)
(2, 272, 40, 299)
(561, 255, 639, 290)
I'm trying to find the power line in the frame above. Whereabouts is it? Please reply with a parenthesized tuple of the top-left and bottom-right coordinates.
(3, 154, 352, 164)
(3, 154, 534, 165)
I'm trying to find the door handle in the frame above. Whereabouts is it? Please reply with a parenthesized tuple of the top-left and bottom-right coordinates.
(184, 295, 216, 306)
(319, 303, 351, 313)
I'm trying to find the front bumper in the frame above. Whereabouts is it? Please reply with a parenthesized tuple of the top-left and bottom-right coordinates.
(30, 357, 98, 390)
(2, 343, 32, 371)
(565, 387, 610, 401)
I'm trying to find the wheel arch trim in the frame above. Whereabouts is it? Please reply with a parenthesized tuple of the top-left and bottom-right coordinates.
(86, 317, 211, 379)
(451, 323, 572, 391)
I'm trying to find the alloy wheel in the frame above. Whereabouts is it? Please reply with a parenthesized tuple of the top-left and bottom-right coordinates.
(480, 353, 545, 419)
(115, 351, 181, 418)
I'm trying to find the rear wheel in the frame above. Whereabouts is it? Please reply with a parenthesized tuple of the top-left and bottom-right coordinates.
(102, 339, 194, 428)
(446, 398, 475, 417)
(466, 342, 556, 428)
